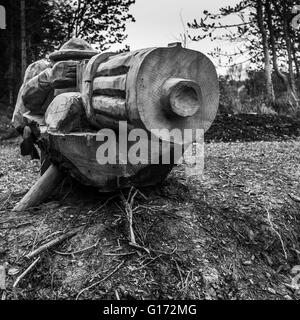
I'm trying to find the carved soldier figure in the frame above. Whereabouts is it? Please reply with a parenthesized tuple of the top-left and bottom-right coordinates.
(12, 38, 97, 159)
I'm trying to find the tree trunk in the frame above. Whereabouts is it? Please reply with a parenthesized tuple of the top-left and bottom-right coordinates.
(282, 3, 299, 109)
(292, 42, 299, 79)
(257, 0, 275, 106)
(8, 2, 15, 107)
(270, 0, 300, 111)
(20, 0, 27, 79)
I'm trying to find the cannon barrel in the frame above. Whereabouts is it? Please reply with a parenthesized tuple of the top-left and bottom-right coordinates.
(81, 45, 219, 143)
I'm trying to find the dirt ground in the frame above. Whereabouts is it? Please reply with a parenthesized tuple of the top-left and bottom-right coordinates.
(1, 134, 300, 300)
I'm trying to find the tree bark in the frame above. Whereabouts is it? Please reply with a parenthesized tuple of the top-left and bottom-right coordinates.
(268, 0, 299, 111)
(282, 3, 299, 109)
(20, 0, 27, 79)
(292, 41, 299, 79)
(257, 0, 275, 106)
(8, 1, 15, 107)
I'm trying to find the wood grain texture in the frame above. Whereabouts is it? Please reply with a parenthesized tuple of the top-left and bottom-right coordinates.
(54, 88, 78, 96)
(48, 132, 176, 191)
(91, 47, 219, 142)
(131, 47, 219, 141)
(93, 75, 126, 98)
(45, 92, 85, 133)
(49, 50, 97, 62)
(82, 46, 219, 142)
(77, 59, 89, 92)
(23, 111, 46, 126)
(95, 50, 139, 76)
(161, 78, 202, 117)
(92, 95, 127, 120)
(81, 52, 117, 129)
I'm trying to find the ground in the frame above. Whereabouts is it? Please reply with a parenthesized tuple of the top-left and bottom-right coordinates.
(0, 114, 300, 300)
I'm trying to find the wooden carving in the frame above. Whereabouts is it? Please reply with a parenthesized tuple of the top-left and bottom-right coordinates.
(12, 38, 219, 211)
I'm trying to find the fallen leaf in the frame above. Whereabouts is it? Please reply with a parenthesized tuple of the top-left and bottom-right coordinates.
(8, 267, 20, 276)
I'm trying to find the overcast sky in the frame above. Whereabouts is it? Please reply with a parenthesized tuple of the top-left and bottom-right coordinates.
(111, 0, 243, 72)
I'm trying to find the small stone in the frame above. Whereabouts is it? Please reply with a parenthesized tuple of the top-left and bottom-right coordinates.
(78, 261, 84, 267)
(284, 295, 292, 300)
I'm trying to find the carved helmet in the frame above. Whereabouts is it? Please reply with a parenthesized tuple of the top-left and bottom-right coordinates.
(49, 38, 98, 62)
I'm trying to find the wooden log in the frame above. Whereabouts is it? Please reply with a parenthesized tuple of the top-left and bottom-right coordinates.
(25, 229, 79, 259)
(12, 164, 64, 212)
(125, 47, 219, 139)
(48, 132, 174, 191)
(93, 75, 126, 98)
(92, 95, 127, 120)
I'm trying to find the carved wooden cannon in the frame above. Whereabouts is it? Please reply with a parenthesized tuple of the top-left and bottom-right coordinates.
(13, 40, 219, 211)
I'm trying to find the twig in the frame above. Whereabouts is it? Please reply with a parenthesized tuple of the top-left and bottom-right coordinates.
(289, 193, 300, 203)
(120, 189, 151, 254)
(15, 222, 32, 228)
(137, 190, 148, 201)
(53, 239, 99, 256)
(115, 289, 120, 300)
(150, 245, 178, 255)
(121, 191, 137, 244)
(76, 260, 125, 300)
(173, 259, 184, 289)
(133, 255, 162, 271)
(92, 195, 119, 215)
(26, 229, 79, 259)
(85, 195, 119, 227)
(31, 213, 49, 252)
(181, 270, 193, 298)
(13, 257, 40, 288)
(42, 231, 62, 241)
(103, 251, 136, 257)
(0, 221, 32, 229)
(266, 209, 288, 260)
(129, 242, 150, 255)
